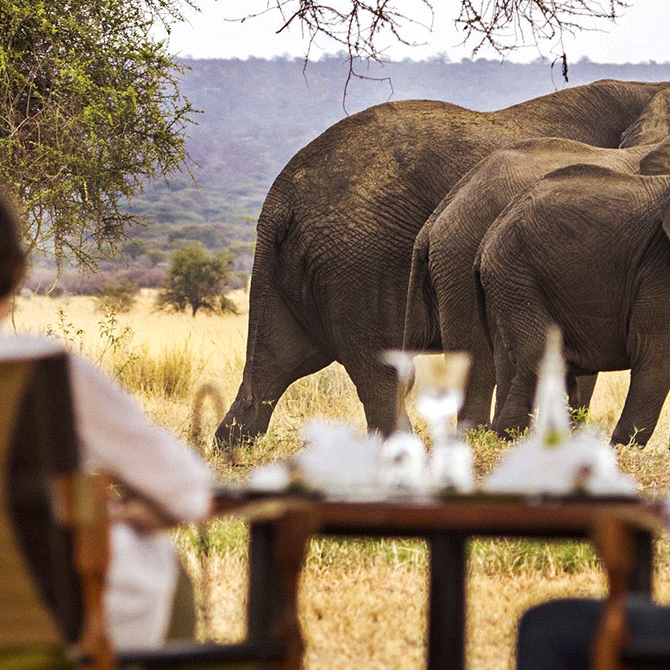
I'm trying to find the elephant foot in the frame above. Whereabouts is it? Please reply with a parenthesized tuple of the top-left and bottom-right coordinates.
(212, 435, 238, 461)
(610, 426, 650, 448)
(213, 420, 259, 462)
(457, 411, 492, 434)
(491, 414, 532, 442)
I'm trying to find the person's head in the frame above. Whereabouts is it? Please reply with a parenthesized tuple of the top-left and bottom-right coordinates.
(0, 188, 27, 302)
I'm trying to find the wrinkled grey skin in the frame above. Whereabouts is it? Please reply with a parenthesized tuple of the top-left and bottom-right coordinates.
(403, 88, 670, 430)
(475, 147, 670, 446)
(217, 79, 670, 447)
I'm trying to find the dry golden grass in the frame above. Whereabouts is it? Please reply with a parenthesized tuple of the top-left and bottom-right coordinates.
(11, 290, 670, 669)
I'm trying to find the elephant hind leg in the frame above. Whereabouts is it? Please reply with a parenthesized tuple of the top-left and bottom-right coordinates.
(489, 316, 554, 438)
(217, 288, 335, 449)
(611, 364, 670, 446)
(574, 374, 597, 409)
(458, 351, 496, 430)
(488, 325, 518, 431)
(566, 373, 598, 421)
(216, 346, 334, 454)
(492, 378, 535, 439)
(346, 359, 403, 437)
(478, 258, 561, 437)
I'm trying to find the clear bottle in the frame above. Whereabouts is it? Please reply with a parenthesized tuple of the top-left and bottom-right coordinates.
(531, 325, 571, 447)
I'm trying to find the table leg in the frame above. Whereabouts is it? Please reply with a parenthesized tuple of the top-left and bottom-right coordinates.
(247, 520, 282, 643)
(630, 530, 654, 595)
(247, 509, 314, 670)
(428, 533, 467, 670)
(273, 508, 316, 669)
(591, 514, 653, 670)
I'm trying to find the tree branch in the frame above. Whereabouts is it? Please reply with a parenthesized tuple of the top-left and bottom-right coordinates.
(456, 0, 628, 58)
(231, 1, 629, 70)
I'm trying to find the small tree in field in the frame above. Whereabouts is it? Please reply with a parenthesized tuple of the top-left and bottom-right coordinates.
(158, 244, 238, 317)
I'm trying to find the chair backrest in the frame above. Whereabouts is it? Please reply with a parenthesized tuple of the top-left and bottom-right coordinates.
(591, 507, 665, 670)
(0, 352, 85, 650)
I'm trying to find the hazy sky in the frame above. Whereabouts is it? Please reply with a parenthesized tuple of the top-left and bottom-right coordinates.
(161, 1, 670, 64)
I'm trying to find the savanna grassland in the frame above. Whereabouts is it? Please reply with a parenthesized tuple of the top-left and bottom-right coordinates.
(11, 288, 670, 669)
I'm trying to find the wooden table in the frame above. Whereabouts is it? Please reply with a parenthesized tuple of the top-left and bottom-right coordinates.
(213, 491, 664, 670)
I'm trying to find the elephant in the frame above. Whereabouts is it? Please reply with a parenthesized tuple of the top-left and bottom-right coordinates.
(403, 87, 670, 431)
(474, 142, 670, 446)
(216, 79, 670, 447)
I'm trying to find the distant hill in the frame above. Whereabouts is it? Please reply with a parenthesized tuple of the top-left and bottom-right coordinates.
(54, 56, 670, 290)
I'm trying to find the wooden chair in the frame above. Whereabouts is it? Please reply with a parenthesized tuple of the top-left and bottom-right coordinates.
(591, 507, 668, 669)
(0, 351, 296, 669)
(0, 352, 101, 668)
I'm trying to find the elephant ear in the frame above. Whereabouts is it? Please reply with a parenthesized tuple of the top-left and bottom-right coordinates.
(639, 139, 670, 175)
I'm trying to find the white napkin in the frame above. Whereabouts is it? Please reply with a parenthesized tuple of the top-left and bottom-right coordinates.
(484, 428, 638, 496)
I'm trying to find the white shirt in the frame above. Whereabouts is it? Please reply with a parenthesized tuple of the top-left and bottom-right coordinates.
(0, 332, 214, 649)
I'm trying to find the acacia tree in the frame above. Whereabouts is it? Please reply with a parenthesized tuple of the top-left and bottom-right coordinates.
(158, 244, 237, 317)
(0, 0, 196, 274)
(238, 1, 628, 80)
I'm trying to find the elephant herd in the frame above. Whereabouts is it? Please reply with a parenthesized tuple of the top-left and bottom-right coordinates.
(216, 78, 670, 449)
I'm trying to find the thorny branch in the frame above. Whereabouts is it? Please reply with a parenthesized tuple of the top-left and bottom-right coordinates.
(228, 1, 433, 111)
(457, 1, 628, 60)
(237, 1, 434, 62)
(237, 1, 628, 57)
(231, 1, 628, 91)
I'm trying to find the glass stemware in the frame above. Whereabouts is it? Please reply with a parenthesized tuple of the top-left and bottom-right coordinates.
(377, 350, 427, 493)
(413, 352, 474, 493)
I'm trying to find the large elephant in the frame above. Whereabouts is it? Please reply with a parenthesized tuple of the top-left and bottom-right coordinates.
(475, 144, 670, 446)
(217, 79, 670, 447)
(403, 88, 670, 430)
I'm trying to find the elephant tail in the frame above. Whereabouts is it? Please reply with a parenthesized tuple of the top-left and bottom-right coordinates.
(245, 188, 294, 347)
(472, 250, 494, 354)
(403, 225, 441, 352)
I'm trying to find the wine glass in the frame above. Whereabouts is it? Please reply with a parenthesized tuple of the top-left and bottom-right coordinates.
(413, 352, 474, 493)
(377, 350, 427, 493)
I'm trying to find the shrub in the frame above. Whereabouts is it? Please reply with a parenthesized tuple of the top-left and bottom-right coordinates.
(157, 244, 237, 316)
(95, 281, 140, 312)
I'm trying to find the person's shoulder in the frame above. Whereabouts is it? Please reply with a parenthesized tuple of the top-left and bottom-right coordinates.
(65, 348, 126, 397)
(0, 334, 67, 361)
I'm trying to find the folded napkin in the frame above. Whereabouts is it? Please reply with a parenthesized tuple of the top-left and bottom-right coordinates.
(484, 428, 638, 496)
